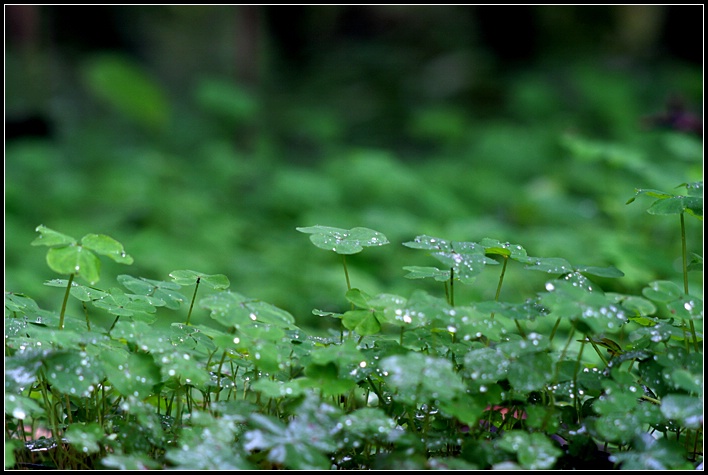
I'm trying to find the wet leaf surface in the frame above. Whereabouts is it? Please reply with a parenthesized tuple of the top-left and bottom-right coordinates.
(297, 226, 389, 254)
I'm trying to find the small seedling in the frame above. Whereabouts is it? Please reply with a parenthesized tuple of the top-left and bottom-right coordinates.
(30, 225, 133, 330)
(296, 225, 389, 291)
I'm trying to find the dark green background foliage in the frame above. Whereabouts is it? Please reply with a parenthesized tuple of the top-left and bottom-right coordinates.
(4, 6, 703, 470)
(6, 6, 702, 327)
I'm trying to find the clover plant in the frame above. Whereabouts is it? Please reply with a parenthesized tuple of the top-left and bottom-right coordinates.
(5, 183, 703, 469)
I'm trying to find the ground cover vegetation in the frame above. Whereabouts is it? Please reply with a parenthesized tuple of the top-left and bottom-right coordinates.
(5, 5, 703, 470)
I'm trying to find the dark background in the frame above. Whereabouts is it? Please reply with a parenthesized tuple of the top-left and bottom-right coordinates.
(5, 6, 703, 330)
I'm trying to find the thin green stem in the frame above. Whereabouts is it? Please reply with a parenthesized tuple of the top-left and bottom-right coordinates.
(490, 256, 509, 320)
(573, 340, 586, 423)
(108, 315, 120, 333)
(82, 301, 91, 331)
(185, 277, 201, 326)
(214, 350, 228, 404)
(342, 255, 353, 342)
(680, 213, 688, 294)
(679, 213, 699, 351)
(560, 320, 578, 360)
(548, 317, 562, 344)
(59, 273, 75, 330)
(342, 254, 352, 291)
(449, 268, 454, 307)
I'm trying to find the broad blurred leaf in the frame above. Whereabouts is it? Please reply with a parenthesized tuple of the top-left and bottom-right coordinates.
(165, 410, 254, 470)
(158, 350, 211, 387)
(376, 289, 450, 328)
(65, 422, 104, 454)
(100, 350, 161, 399)
(308, 339, 363, 369)
(608, 294, 656, 317)
(302, 362, 356, 396)
(4, 393, 44, 420)
(463, 346, 510, 388)
(251, 379, 308, 399)
(610, 433, 695, 470)
(668, 368, 702, 395)
(380, 353, 466, 406)
(660, 394, 703, 429)
(5, 347, 47, 393)
(83, 54, 169, 129)
(541, 280, 628, 332)
(496, 431, 563, 470)
(101, 454, 161, 470)
(243, 396, 341, 470)
(196, 77, 258, 124)
(666, 295, 702, 320)
(642, 280, 683, 302)
(44, 351, 105, 397)
(506, 351, 554, 392)
(337, 407, 399, 443)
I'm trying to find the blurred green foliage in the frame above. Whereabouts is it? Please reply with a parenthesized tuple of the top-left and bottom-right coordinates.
(5, 6, 703, 330)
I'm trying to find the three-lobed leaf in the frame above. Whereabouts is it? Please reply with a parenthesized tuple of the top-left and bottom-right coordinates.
(31, 225, 133, 284)
(296, 225, 389, 254)
(627, 183, 703, 219)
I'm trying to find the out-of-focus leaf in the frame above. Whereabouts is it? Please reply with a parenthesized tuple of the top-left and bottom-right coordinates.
(44, 351, 105, 397)
(83, 54, 169, 130)
(100, 350, 160, 399)
(65, 422, 104, 454)
(496, 431, 563, 470)
(660, 394, 703, 429)
(642, 280, 683, 302)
